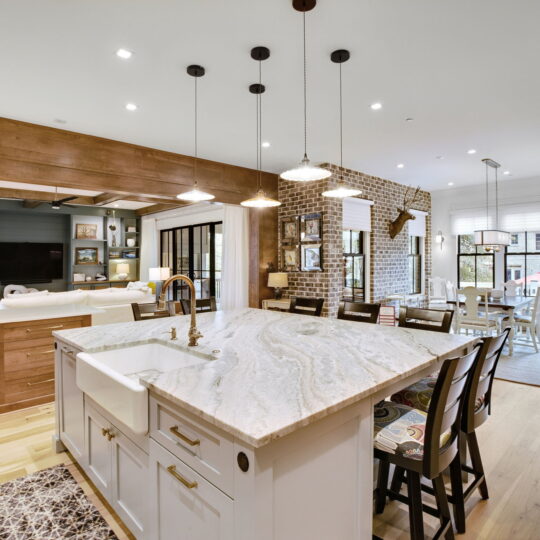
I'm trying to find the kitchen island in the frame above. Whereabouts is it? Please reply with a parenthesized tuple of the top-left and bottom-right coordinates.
(54, 308, 476, 540)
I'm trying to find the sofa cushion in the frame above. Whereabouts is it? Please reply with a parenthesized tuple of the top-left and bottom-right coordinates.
(86, 288, 154, 306)
(0, 290, 87, 308)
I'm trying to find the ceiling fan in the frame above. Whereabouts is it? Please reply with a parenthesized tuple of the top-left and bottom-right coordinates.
(49, 186, 78, 209)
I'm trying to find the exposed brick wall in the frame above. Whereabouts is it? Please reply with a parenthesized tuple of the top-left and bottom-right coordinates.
(278, 163, 432, 317)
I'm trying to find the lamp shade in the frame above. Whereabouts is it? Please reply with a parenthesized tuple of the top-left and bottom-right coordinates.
(149, 267, 171, 281)
(268, 272, 288, 288)
(116, 263, 130, 274)
(474, 230, 511, 247)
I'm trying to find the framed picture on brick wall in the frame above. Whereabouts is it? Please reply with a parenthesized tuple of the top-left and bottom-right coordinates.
(281, 217, 299, 244)
(301, 213, 322, 242)
(282, 245, 300, 271)
(301, 243, 322, 271)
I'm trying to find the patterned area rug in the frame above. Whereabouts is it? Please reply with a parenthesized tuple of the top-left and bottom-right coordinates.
(0, 465, 118, 539)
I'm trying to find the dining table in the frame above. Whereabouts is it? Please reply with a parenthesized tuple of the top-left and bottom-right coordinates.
(448, 295, 533, 355)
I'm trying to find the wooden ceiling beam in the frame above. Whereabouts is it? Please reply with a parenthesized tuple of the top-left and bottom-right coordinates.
(93, 192, 124, 206)
(0, 186, 95, 206)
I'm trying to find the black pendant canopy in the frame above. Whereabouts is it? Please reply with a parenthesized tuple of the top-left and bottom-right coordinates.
(293, 0, 316, 12)
(186, 65, 205, 77)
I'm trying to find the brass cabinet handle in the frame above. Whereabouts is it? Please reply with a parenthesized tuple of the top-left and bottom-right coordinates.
(106, 431, 116, 441)
(166, 465, 198, 489)
(26, 325, 64, 333)
(61, 347, 76, 361)
(169, 425, 200, 447)
(102, 428, 109, 437)
(26, 349, 55, 358)
(27, 378, 54, 387)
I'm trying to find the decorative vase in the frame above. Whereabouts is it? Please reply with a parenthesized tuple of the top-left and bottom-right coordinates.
(126, 238, 136, 248)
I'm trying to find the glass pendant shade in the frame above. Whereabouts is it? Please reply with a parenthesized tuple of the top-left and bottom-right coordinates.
(241, 189, 281, 208)
(280, 155, 332, 182)
(176, 186, 215, 202)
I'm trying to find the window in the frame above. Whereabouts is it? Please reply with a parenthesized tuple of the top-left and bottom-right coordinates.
(408, 236, 422, 294)
(342, 230, 365, 302)
(511, 234, 519, 246)
(505, 232, 540, 296)
(457, 234, 494, 288)
(160, 222, 223, 303)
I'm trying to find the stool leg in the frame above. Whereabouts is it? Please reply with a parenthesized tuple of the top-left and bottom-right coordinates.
(467, 431, 489, 499)
(375, 459, 390, 514)
(433, 474, 455, 540)
(407, 471, 425, 540)
(449, 454, 466, 533)
(389, 465, 405, 500)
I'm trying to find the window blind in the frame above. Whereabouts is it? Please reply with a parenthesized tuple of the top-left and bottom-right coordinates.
(408, 209, 427, 236)
(342, 197, 373, 232)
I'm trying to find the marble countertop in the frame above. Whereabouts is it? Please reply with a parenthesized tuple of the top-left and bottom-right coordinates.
(0, 304, 104, 324)
(54, 308, 476, 448)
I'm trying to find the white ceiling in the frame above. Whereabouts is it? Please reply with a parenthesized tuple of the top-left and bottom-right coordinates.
(0, 181, 101, 197)
(1, 0, 539, 192)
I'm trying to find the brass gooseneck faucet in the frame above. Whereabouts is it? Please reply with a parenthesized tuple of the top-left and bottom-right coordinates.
(158, 274, 203, 347)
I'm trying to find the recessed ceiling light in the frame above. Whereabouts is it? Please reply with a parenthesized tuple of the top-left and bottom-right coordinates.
(397, 163, 404, 169)
(261, 141, 271, 148)
(467, 149, 477, 155)
(370, 102, 382, 110)
(436, 155, 444, 160)
(113, 204, 119, 208)
(503, 170, 510, 175)
(53, 118, 67, 124)
(405, 117, 414, 122)
(125, 103, 138, 111)
(448, 181, 454, 186)
(116, 48, 133, 59)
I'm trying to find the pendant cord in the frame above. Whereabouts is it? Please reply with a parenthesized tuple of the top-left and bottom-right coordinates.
(193, 75, 198, 188)
(339, 61, 343, 181)
(485, 161, 489, 228)
(495, 166, 499, 229)
(303, 11, 307, 159)
(258, 60, 263, 192)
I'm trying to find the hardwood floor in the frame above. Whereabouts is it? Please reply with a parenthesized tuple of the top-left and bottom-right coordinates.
(0, 403, 134, 540)
(1, 380, 538, 539)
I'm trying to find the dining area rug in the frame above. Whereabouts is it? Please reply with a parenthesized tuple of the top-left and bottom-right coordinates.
(496, 344, 540, 386)
(0, 465, 118, 539)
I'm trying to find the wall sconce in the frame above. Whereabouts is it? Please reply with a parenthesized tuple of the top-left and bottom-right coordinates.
(435, 230, 445, 251)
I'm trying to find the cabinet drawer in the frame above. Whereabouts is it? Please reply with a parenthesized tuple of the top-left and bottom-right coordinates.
(4, 372, 55, 403)
(3, 319, 84, 341)
(149, 439, 234, 540)
(4, 346, 55, 381)
(150, 395, 234, 496)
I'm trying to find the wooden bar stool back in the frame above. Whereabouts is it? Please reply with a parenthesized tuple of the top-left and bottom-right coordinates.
(131, 302, 174, 321)
(398, 306, 454, 333)
(180, 297, 217, 315)
(288, 297, 324, 317)
(337, 301, 380, 324)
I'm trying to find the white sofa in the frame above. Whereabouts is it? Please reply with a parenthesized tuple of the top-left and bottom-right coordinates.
(0, 287, 155, 325)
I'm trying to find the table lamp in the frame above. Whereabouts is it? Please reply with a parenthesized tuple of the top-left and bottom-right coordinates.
(116, 263, 130, 280)
(268, 272, 288, 299)
(149, 267, 171, 298)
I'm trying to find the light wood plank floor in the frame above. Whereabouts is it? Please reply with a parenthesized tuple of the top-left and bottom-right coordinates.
(0, 403, 135, 540)
(1, 380, 539, 539)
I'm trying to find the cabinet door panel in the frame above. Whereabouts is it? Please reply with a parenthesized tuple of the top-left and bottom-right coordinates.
(85, 404, 112, 500)
(111, 430, 148, 539)
(58, 348, 85, 461)
(149, 440, 233, 540)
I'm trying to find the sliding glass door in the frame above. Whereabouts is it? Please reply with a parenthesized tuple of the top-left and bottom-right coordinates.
(160, 222, 222, 303)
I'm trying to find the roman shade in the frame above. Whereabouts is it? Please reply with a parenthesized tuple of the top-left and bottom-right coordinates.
(343, 197, 373, 232)
(408, 209, 428, 237)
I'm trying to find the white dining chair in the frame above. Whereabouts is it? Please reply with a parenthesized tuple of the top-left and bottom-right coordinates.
(502, 289, 540, 352)
(503, 280, 522, 296)
(427, 276, 448, 308)
(455, 287, 498, 336)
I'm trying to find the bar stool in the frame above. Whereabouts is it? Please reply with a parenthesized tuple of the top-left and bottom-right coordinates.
(337, 301, 380, 323)
(389, 328, 510, 533)
(374, 347, 479, 539)
(289, 296, 324, 317)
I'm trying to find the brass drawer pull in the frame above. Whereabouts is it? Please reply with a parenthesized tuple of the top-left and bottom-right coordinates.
(26, 325, 64, 333)
(169, 425, 200, 446)
(27, 378, 54, 386)
(26, 349, 55, 358)
(101, 428, 115, 440)
(167, 465, 198, 489)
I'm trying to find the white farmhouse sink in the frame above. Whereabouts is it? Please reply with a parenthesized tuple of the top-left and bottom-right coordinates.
(76, 343, 208, 434)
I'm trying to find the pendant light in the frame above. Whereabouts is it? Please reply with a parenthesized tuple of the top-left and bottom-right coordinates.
(322, 49, 362, 198)
(241, 47, 281, 208)
(177, 65, 215, 202)
(474, 158, 510, 252)
(280, 0, 331, 182)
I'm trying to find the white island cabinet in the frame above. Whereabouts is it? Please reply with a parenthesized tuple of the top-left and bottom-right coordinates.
(54, 308, 476, 540)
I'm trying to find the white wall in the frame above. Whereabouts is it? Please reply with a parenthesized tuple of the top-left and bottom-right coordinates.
(432, 176, 540, 287)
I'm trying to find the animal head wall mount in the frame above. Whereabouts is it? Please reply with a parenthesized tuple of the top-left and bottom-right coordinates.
(388, 186, 421, 239)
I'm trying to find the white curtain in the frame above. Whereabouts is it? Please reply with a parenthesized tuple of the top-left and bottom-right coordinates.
(343, 197, 373, 231)
(408, 209, 427, 236)
(221, 205, 249, 310)
(140, 217, 158, 282)
(450, 208, 492, 235)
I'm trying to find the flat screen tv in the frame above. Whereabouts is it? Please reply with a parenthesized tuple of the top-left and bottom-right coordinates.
(0, 242, 64, 283)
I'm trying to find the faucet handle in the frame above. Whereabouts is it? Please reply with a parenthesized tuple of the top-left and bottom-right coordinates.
(167, 327, 177, 340)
